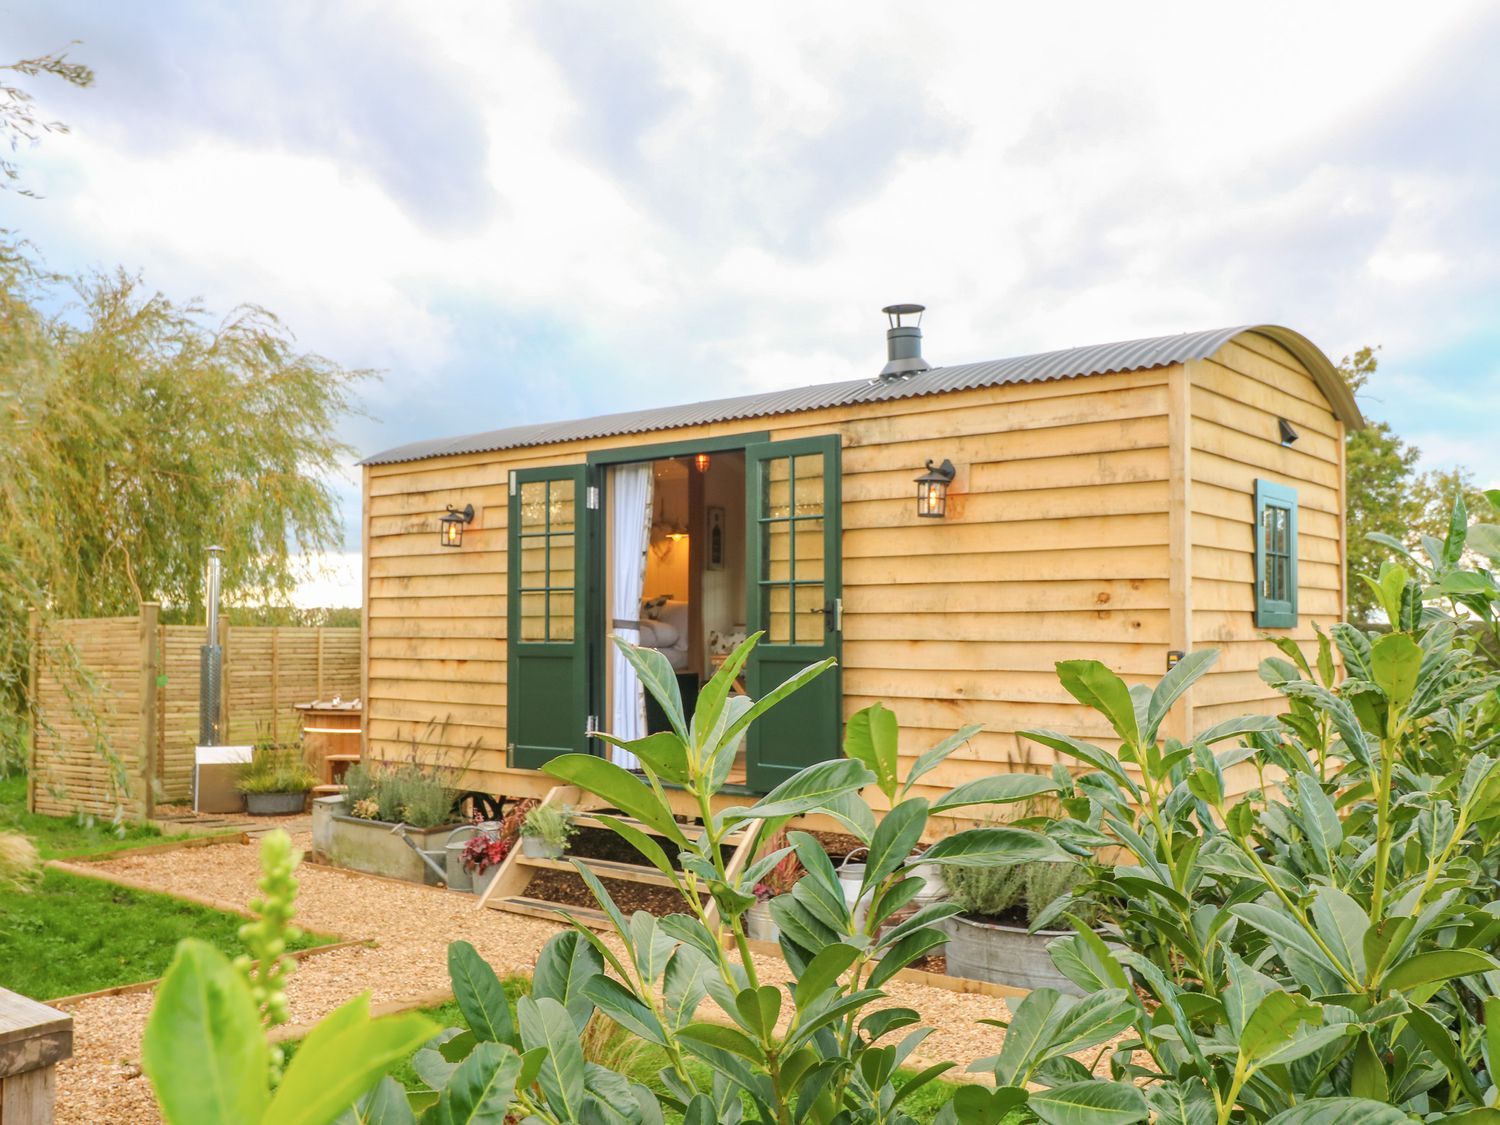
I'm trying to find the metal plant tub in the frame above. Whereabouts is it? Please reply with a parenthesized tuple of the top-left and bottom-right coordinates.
(941, 914, 1084, 996)
(244, 791, 308, 816)
(324, 811, 462, 885)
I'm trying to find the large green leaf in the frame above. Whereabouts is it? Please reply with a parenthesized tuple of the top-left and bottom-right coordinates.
(793, 942, 860, 1010)
(532, 931, 604, 1032)
(1380, 947, 1500, 992)
(691, 632, 759, 754)
(542, 754, 689, 846)
(903, 724, 984, 795)
(917, 826, 1069, 867)
(583, 976, 668, 1045)
(861, 796, 928, 895)
(844, 703, 901, 803)
(1056, 660, 1140, 746)
(1146, 1081, 1214, 1125)
(1145, 649, 1218, 742)
(661, 947, 712, 1031)
(731, 758, 876, 821)
(930, 773, 1059, 813)
(1028, 1080, 1149, 1125)
(1237, 991, 1320, 1065)
(614, 638, 688, 740)
(1467, 522, 1500, 561)
(1019, 729, 1137, 793)
(593, 731, 690, 786)
(1264, 1099, 1413, 1125)
(268, 995, 437, 1125)
(989, 987, 1065, 1086)
(1230, 904, 1346, 982)
(1194, 714, 1282, 745)
(424, 1040, 521, 1125)
(1370, 632, 1422, 713)
(517, 997, 587, 1121)
(140, 939, 270, 1125)
(721, 656, 837, 748)
(335, 1076, 417, 1125)
(449, 941, 516, 1046)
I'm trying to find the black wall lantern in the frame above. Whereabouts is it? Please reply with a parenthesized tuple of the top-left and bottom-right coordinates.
(915, 459, 956, 518)
(439, 503, 474, 548)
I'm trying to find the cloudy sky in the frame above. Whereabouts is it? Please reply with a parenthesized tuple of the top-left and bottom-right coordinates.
(6, 1, 1499, 604)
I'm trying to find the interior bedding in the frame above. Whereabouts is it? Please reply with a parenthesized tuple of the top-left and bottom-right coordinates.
(639, 600, 690, 671)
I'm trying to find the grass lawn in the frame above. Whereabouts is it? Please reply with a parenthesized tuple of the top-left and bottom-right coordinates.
(319, 986, 970, 1123)
(0, 772, 208, 860)
(0, 867, 334, 1001)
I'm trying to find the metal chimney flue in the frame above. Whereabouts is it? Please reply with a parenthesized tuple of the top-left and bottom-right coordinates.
(879, 303, 931, 380)
(199, 546, 224, 746)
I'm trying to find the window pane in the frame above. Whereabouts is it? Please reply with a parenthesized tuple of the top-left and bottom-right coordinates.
(520, 592, 547, 642)
(763, 458, 791, 519)
(1273, 507, 1288, 553)
(793, 520, 824, 582)
(520, 481, 548, 532)
(767, 584, 792, 643)
(794, 583, 826, 644)
(549, 534, 575, 590)
(792, 454, 824, 516)
(549, 480, 576, 534)
(766, 519, 792, 582)
(520, 536, 547, 590)
(549, 592, 575, 641)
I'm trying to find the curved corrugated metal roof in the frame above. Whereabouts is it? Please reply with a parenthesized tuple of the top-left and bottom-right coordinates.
(361, 324, 1359, 466)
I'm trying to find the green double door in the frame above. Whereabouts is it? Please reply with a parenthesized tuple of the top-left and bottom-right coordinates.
(507, 435, 841, 790)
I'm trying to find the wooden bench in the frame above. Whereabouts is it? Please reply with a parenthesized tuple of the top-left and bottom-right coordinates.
(1, 988, 73, 1124)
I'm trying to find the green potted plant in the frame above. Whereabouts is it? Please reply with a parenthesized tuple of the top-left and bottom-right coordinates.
(235, 744, 316, 816)
(941, 856, 1095, 992)
(520, 803, 577, 859)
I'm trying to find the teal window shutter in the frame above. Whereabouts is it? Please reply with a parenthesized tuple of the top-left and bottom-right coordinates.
(1254, 479, 1298, 628)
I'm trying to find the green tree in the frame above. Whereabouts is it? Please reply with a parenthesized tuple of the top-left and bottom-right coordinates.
(1340, 347, 1484, 621)
(1, 46, 94, 195)
(0, 47, 367, 774)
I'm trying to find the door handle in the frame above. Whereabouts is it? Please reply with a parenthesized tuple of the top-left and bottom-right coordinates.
(810, 599, 842, 632)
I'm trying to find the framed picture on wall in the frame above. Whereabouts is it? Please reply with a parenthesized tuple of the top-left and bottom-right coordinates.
(706, 505, 726, 570)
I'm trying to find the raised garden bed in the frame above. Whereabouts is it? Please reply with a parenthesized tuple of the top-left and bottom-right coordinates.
(312, 796, 459, 886)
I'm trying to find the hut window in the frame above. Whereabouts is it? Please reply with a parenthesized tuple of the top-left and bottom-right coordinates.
(517, 479, 578, 643)
(1254, 479, 1298, 629)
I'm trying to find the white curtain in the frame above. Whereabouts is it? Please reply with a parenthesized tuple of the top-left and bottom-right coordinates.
(609, 464, 654, 768)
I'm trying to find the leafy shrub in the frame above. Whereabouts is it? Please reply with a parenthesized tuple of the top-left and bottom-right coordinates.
(339, 758, 458, 828)
(944, 858, 1089, 927)
(235, 745, 316, 795)
(520, 802, 577, 848)
(141, 831, 434, 1123)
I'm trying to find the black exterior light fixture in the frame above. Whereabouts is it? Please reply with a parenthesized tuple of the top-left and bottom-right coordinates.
(1278, 418, 1300, 446)
(439, 503, 474, 548)
(915, 459, 956, 518)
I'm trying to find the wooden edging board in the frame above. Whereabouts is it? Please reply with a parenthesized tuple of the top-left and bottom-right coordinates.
(59, 830, 250, 864)
(46, 940, 375, 1009)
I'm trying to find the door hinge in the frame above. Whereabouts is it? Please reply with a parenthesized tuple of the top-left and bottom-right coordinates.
(508, 471, 517, 496)
(586, 485, 600, 510)
(833, 597, 843, 633)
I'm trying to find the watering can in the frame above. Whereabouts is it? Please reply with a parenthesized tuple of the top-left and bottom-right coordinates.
(444, 822, 499, 892)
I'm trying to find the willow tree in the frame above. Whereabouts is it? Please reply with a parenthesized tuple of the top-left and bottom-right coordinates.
(0, 249, 368, 769)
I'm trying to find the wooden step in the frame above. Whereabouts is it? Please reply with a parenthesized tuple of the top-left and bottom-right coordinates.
(310, 784, 345, 795)
(323, 754, 361, 763)
(492, 895, 610, 929)
(573, 812, 748, 847)
(517, 854, 678, 888)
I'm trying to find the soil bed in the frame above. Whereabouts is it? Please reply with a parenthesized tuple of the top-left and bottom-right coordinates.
(528, 869, 706, 917)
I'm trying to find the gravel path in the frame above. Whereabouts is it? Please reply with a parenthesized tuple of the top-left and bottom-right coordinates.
(52, 833, 1017, 1123)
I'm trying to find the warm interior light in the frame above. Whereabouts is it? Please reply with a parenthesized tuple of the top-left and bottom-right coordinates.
(693, 453, 711, 474)
(914, 459, 956, 519)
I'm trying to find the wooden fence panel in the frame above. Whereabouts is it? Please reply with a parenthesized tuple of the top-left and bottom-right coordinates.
(29, 610, 153, 819)
(29, 610, 361, 816)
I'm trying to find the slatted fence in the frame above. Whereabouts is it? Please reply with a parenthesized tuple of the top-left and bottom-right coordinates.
(28, 605, 359, 818)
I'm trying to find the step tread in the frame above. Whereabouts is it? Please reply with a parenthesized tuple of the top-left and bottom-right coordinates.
(323, 753, 362, 762)
(517, 853, 677, 887)
(494, 895, 610, 929)
(573, 812, 747, 845)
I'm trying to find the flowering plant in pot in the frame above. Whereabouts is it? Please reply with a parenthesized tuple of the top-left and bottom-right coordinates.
(455, 798, 534, 894)
(747, 833, 801, 941)
(520, 802, 577, 859)
(235, 744, 316, 816)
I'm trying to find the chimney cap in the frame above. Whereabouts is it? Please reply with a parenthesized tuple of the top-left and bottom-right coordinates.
(882, 303, 925, 324)
(879, 302, 931, 379)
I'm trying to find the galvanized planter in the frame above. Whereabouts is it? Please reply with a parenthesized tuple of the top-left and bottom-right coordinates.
(747, 900, 778, 943)
(322, 810, 461, 886)
(521, 836, 564, 860)
(243, 790, 308, 816)
(941, 915, 1085, 996)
